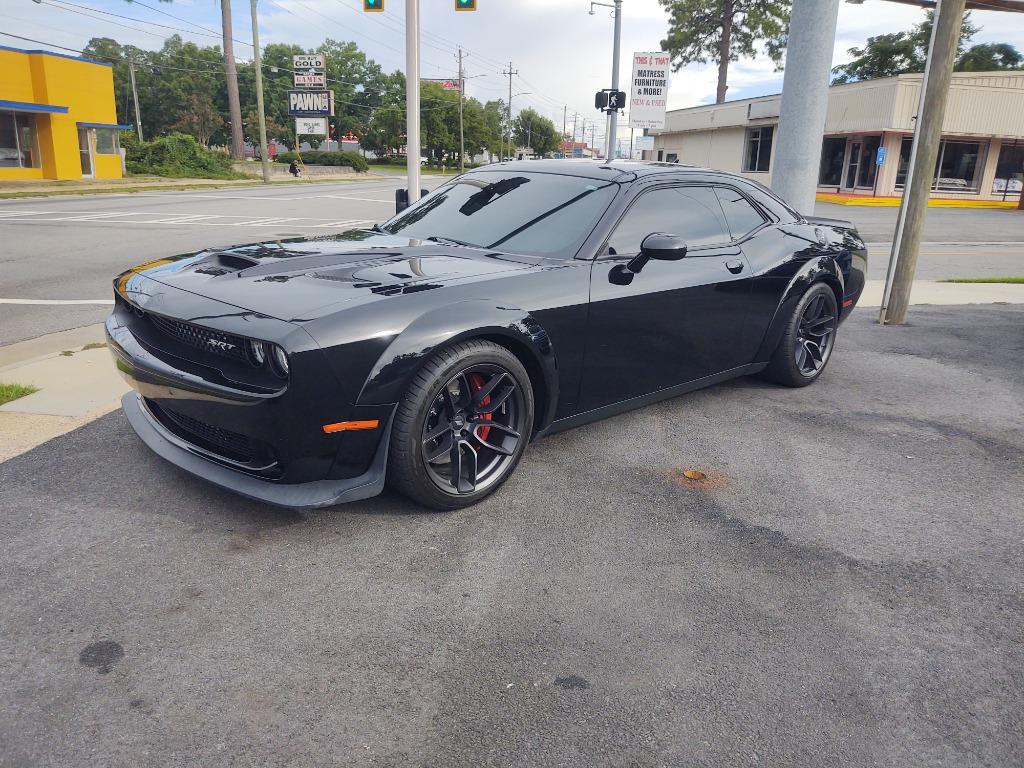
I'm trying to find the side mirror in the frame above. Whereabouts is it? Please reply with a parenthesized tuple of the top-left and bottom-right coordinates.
(640, 233, 688, 261)
(623, 233, 688, 274)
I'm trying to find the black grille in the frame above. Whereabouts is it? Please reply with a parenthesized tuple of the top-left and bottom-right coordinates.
(148, 313, 249, 362)
(152, 402, 260, 464)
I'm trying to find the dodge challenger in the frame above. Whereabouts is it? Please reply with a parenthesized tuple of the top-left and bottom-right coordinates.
(106, 161, 867, 509)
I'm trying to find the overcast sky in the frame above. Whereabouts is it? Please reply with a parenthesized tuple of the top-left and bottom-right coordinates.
(5, 0, 1024, 145)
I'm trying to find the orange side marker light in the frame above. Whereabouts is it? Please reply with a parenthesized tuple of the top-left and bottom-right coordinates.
(322, 420, 380, 434)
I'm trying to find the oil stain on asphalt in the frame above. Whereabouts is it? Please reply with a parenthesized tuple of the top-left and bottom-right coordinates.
(78, 640, 124, 674)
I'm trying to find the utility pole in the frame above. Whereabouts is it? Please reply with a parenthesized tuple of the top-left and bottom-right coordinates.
(770, 0, 841, 214)
(882, 0, 967, 324)
(220, 0, 244, 160)
(607, 0, 623, 161)
(127, 56, 143, 141)
(572, 112, 579, 149)
(249, 0, 270, 183)
(590, 123, 596, 157)
(562, 105, 567, 155)
(502, 61, 517, 160)
(406, 0, 422, 201)
(457, 47, 466, 173)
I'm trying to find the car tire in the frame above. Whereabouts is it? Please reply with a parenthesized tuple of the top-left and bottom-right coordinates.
(387, 340, 534, 510)
(760, 283, 839, 388)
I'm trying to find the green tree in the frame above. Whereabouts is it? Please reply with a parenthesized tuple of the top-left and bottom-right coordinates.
(658, 0, 790, 104)
(831, 12, 1020, 83)
(512, 108, 559, 157)
(956, 42, 1023, 72)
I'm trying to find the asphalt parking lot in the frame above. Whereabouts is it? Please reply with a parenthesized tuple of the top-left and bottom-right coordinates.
(2, 304, 1022, 767)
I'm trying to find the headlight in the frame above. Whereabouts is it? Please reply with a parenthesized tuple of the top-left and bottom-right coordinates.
(248, 339, 266, 367)
(270, 344, 289, 377)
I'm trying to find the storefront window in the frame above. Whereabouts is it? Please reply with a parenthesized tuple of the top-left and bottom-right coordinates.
(895, 137, 984, 194)
(992, 141, 1023, 196)
(743, 126, 773, 172)
(95, 129, 120, 155)
(0, 111, 39, 169)
(936, 141, 983, 193)
(819, 138, 846, 187)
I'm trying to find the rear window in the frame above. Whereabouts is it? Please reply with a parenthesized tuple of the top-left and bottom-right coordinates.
(383, 171, 617, 258)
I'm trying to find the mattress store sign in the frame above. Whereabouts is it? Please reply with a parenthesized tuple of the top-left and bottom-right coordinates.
(287, 90, 334, 117)
(628, 52, 671, 130)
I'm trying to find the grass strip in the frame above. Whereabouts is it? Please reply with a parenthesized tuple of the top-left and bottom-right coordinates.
(0, 382, 38, 406)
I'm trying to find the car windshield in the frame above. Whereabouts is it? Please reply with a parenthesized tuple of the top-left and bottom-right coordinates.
(381, 171, 617, 258)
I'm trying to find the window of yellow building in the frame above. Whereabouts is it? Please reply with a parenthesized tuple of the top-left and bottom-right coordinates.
(0, 111, 40, 168)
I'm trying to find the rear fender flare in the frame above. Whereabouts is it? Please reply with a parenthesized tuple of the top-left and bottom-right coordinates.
(754, 256, 845, 362)
(356, 300, 559, 432)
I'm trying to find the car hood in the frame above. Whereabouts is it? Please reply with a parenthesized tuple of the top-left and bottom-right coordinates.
(126, 231, 540, 323)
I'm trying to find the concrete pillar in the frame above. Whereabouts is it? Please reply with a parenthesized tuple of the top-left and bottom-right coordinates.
(770, 0, 841, 214)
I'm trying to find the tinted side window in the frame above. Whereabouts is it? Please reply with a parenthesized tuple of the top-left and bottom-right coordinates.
(715, 187, 766, 239)
(607, 186, 729, 256)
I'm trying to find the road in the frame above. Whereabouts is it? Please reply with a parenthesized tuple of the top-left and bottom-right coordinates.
(0, 179, 1021, 345)
(1, 305, 1022, 767)
(0, 177, 443, 345)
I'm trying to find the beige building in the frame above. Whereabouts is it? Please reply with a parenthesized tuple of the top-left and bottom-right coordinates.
(645, 72, 1024, 202)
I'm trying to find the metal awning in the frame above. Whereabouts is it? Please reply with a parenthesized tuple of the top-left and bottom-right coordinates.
(0, 99, 69, 114)
(77, 121, 133, 130)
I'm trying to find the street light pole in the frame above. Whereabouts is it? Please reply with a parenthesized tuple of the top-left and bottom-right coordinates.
(249, 0, 271, 183)
(406, 0, 422, 202)
(771, 0, 841, 213)
(608, 0, 622, 160)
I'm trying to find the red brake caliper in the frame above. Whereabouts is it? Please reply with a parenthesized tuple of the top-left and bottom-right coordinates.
(468, 373, 492, 442)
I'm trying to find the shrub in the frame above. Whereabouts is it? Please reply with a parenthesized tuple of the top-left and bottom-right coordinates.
(124, 133, 244, 179)
(274, 150, 368, 173)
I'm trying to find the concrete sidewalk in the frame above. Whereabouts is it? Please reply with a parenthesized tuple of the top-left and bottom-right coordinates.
(0, 326, 128, 461)
(0, 173, 371, 198)
(859, 279, 1024, 306)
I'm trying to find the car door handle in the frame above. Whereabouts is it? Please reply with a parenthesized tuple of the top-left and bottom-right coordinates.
(725, 260, 744, 274)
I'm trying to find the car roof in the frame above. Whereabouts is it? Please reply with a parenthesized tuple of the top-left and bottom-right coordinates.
(470, 159, 716, 182)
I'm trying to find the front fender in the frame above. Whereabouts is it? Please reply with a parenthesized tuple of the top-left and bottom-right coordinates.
(356, 300, 559, 433)
(753, 256, 845, 363)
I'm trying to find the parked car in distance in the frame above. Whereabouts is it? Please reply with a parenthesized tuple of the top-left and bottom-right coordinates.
(106, 160, 867, 509)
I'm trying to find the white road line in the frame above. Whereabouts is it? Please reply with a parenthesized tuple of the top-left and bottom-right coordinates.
(0, 298, 114, 305)
(55, 212, 144, 222)
(324, 195, 395, 203)
(314, 220, 373, 228)
(143, 214, 222, 224)
(0, 210, 53, 217)
(0, 215, 365, 229)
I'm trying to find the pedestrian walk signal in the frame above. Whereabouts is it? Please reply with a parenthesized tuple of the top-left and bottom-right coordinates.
(364, 0, 383, 11)
(455, 0, 477, 10)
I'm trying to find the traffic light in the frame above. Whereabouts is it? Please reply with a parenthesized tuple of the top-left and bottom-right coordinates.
(455, 0, 477, 10)
(364, 0, 383, 11)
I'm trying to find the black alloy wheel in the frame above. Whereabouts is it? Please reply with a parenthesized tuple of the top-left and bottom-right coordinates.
(388, 340, 534, 509)
(421, 364, 525, 495)
(761, 282, 839, 388)
(794, 292, 836, 376)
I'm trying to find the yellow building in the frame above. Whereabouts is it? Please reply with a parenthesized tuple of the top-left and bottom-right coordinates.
(0, 45, 129, 181)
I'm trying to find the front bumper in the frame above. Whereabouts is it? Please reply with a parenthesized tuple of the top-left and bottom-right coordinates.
(121, 392, 392, 508)
(107, 272, 394, 508)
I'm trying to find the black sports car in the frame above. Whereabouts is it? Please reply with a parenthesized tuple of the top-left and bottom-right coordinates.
(106, 161, 866, 509)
